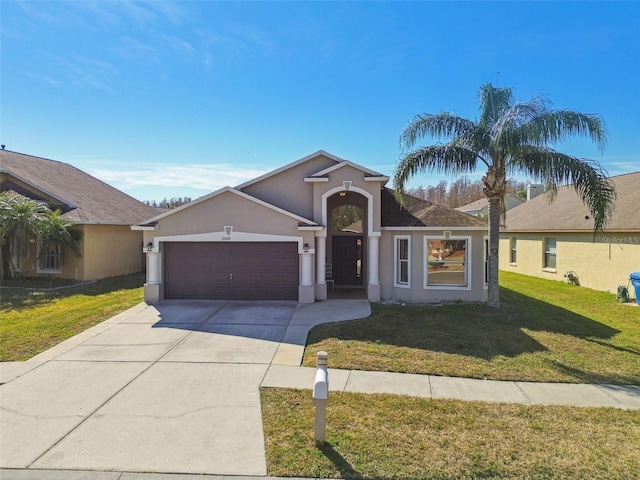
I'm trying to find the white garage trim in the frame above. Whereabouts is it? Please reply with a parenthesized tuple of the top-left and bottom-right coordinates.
(149, 231, 314, 254)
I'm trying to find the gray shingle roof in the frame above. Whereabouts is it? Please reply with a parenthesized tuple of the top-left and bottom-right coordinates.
(1, 150, 159, 225)
(502, 171, 640, 232)
(382, 188, 488, 228)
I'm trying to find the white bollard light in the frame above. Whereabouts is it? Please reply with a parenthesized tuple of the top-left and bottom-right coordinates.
(312, 351, 329, 446)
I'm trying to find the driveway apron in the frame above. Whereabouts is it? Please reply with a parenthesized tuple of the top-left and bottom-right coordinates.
(0, 300, 297, 476)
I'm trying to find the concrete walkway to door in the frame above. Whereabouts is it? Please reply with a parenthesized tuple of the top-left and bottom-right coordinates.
(1, 298, 639, 480)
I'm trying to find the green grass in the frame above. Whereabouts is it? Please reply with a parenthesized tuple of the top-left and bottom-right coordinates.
(0, 274, 144, 361)
(261, 387, 640, 480)
(303, 272, 640, 384)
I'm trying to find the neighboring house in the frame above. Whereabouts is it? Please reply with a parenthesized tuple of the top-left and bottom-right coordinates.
(1, 150, 159, 281)
(500, 171, 640, 295)
(456, 193, 525, 218)
(134, 151, 488, 304)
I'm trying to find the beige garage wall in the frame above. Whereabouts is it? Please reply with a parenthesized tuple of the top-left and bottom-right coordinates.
(499, 232, 640, 295)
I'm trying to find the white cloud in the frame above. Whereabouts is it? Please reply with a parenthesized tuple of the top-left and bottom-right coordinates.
(88, 163, 269, 192)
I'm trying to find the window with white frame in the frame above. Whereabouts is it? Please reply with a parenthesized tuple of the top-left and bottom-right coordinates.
(510, 237, 517, 264)
(544, 238, 556, 270)
(38, 241, 61, 273)
(424, 236, 470, 288)
(394, 235, 411, 287)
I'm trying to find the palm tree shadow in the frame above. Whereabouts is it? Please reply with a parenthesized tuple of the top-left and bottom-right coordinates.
(307, 287, 621, 361)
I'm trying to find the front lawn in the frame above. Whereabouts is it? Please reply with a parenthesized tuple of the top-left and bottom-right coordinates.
(261, 387, 640, 480)
(303, 272, 640, 384)
(0, 274, 144, 361)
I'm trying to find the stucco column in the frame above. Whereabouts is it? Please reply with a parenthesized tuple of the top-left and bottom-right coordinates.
(316, 236, 326, 285)
(301, 252, 313, 286)
(147, 251, 161, 285)
(368, 235, 380, 285)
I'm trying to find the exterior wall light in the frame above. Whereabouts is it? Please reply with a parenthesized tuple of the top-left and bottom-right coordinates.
(303, 243, 309, 252)
(147, 242, 153, 251)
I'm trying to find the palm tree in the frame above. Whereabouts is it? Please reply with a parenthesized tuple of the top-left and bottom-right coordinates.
(394, 83, 615, 307)
(0, 192, 49, 279)
(38, 209, 83, 271)
(0, 192, 83, 279)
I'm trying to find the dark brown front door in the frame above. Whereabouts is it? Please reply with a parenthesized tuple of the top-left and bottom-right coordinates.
(332, 236, 364, 286)
(164, 242, 298, 300)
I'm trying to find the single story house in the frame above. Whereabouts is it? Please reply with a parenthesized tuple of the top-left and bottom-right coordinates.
(1, 150, 159, 281)
(134, 151, 488, 304)
(499, 171, 640, 295)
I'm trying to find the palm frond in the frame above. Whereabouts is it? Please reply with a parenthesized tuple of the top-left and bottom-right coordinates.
(399, 113, 476, 152)
(478, 83, 514, 128)
(512, 147, 616, 232)
(518, 110, 607, 152)
(394, 145, 478, 205)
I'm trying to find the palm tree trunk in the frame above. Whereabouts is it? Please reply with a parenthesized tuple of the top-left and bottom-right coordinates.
(487, 195, 501, 307)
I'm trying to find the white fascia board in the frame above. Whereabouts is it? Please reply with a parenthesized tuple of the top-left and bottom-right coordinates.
(235, 150, 344, 189)
(303, 177, 329, 183)
(298, 225, 325, 231)
(364, 176, 390, 185)
(131, 225, 158, 231)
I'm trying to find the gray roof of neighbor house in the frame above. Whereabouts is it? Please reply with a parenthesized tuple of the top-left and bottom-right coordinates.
(382, 188, 488, 228)
(0, 150, 159, 225)
(502, 171, 640, 232)
(456, 193, 524, 213)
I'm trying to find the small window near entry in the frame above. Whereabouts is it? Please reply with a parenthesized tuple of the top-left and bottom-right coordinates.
(425, 237, 469, 289)
(394, 236, 410, 288)
(544, 238, 556, 270)
(510, 237, 517, 264)
(38, 241, 61, 273)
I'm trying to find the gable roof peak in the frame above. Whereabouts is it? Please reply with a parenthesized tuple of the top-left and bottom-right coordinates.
(308, 159, 387, 179)
(234, 150, 345, 190)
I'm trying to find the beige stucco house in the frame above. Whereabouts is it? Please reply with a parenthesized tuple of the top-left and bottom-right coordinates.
(500, 171, 640, 296)
(135, 151, 488, 304)
(1, 150, 159, 281)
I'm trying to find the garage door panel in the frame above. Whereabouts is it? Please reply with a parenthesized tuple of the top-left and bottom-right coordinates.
(164, 242, 298, 300)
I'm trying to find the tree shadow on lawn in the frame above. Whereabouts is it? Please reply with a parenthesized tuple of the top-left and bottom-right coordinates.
(307, 287, 621, 361)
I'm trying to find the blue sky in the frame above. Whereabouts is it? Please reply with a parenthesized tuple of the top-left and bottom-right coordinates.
(2, 1, 639, 202)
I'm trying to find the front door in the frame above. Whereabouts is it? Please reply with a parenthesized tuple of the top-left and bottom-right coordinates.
(332, 236, 364, 286)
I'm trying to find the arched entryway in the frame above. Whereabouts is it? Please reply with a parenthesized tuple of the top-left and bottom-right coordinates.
(325, 190, 369, 299)
(331, 204, 364, 286)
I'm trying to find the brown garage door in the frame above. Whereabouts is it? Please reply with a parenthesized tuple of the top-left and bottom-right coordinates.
(164, 242, 299, 300)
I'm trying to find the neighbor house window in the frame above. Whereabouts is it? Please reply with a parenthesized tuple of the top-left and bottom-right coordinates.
(394, 235, 411, 288)
(424, 236, 470, 289)
(544, 238, 556, 270)
(510, 237, 518, 264)
(38, 241, 61, 273)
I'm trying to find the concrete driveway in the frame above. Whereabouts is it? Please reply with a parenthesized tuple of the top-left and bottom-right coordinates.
(1, 299, 372, 476)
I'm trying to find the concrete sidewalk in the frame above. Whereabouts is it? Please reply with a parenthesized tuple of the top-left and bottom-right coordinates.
(1, 298, 639, 480)
(262, 365, 640, 409)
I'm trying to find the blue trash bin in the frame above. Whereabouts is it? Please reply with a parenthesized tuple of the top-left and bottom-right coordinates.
(631, 272, 640, 305)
